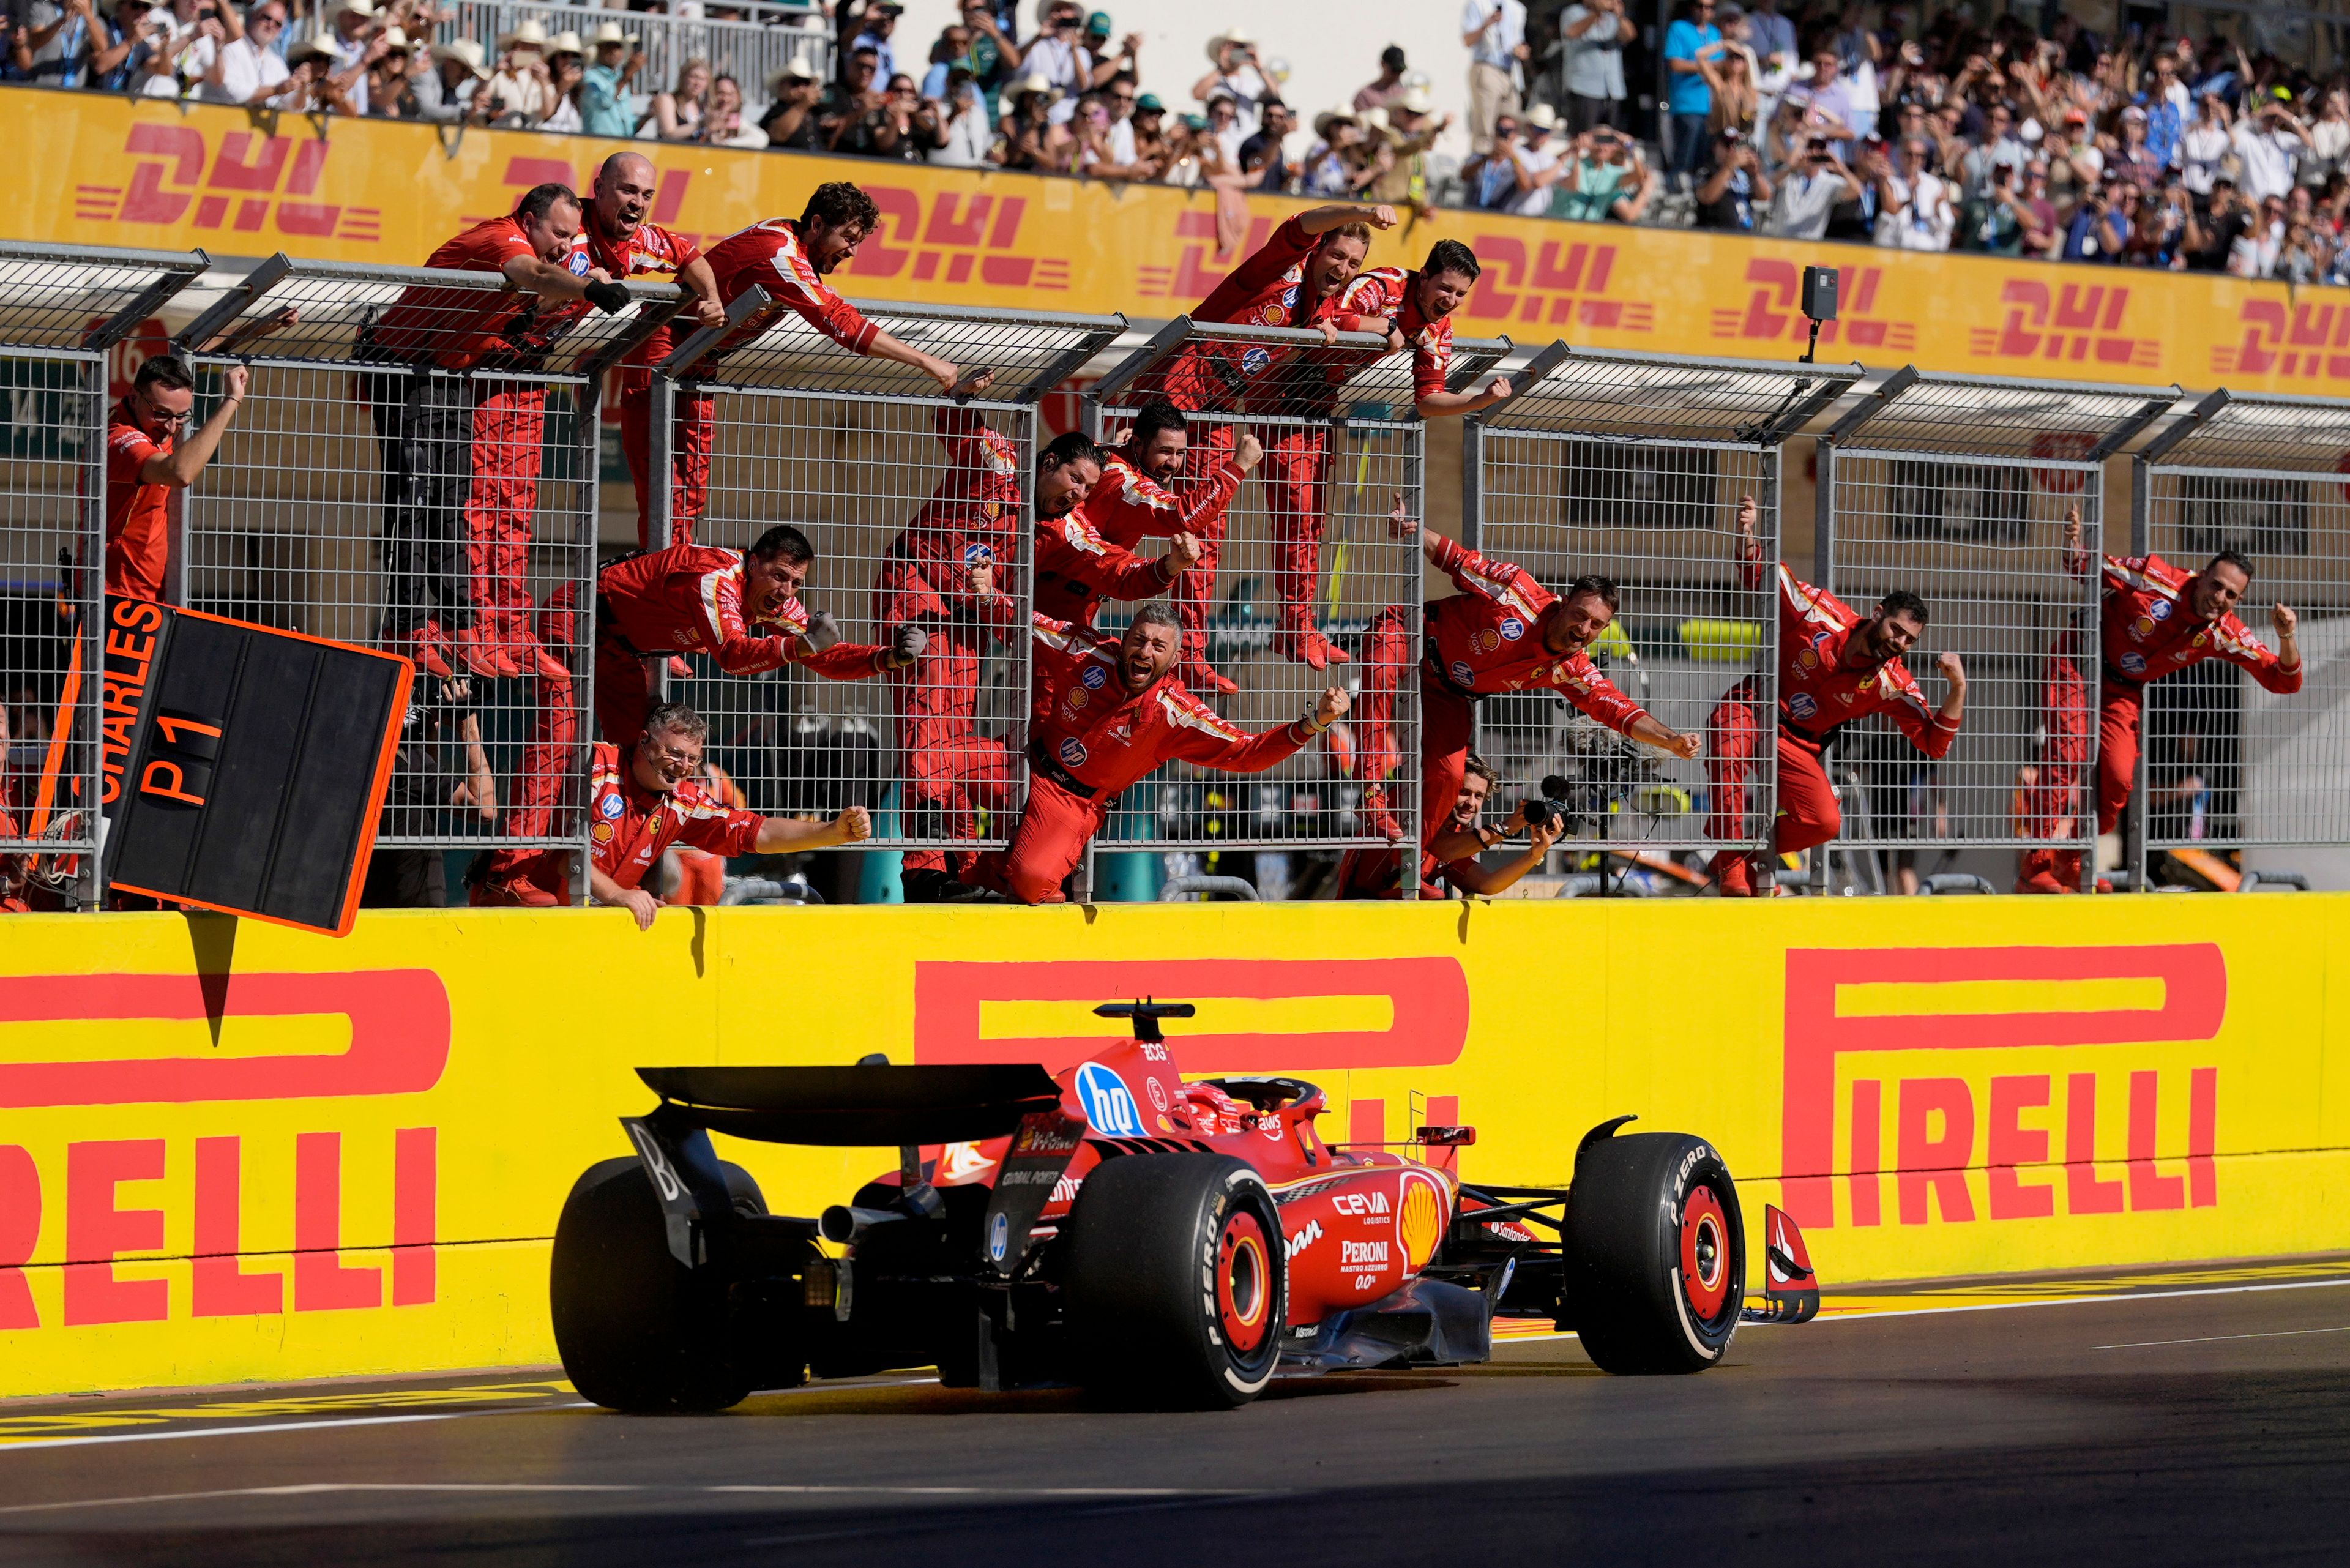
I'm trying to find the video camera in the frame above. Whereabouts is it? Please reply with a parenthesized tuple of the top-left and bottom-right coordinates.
(1518, 774, 1575, 834)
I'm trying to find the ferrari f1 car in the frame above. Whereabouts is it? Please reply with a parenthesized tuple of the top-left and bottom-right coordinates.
(550, 1002, 1820, 1411)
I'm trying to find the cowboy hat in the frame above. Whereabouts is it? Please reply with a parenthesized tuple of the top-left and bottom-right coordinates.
(497, 18, 550, 52)
(327, 0, 374, 18)
(288, 35, 339, 65)
(766, 53, 821, 95)
(1313, 103, 1357, 140)
(1523, 102, 1559, 133)
(1010, 72, 1061, 105)
(1360, 105, 1390, 133)
(376, 23, 414, 53)
(1205, 28, 1254, 64)
(548, 30, 583, 58)
(1395, 85, 1434, 115)
(589, 20, 635, 48)
(430, 36, 491, 78)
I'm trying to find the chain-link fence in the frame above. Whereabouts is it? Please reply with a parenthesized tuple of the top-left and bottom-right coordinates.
(654, 291, 1121, 880)
(166, 253, 679, 887)
(2134, 390, 2350, 877)
(1819, 369, 2179, 892)
(0, 242, 211, 910)
(1073, 318, 1510, 887)
(1472, 345, 1859, 881)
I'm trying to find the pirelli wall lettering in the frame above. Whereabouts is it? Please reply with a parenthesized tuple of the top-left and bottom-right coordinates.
(8, 91, 2350, 397)
(0, 899, 2344, 1398)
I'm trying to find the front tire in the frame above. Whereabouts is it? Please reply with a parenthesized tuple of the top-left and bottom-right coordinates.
(549, 1157, 766, 1413)
(1062, 1154, 1287, 1409)
(1564, 1132, 1744, 1375)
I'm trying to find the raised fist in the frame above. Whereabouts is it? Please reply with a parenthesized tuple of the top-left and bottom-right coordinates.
(1166, 532, 1204, 570)
(890, 622, 931, 666)
(1233, 431, 1265, 472)
(801, 611, 842, 652)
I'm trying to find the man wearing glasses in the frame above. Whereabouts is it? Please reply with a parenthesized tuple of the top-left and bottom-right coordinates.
(97, 355, 247, 604)
(201, 0, 286, 105)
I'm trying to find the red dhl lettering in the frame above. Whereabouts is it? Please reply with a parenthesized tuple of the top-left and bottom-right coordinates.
(1711, 259, 1914, 353)
(845, 188, 1063, 291)
(1968, 279, 2159, 368)
(0, 1130, 437, 1329)
(1459, 237, 1647, 330)
(1781, 944, 2228, 1229)
(2213, 299, 2350, 383)
(82, 125, 380, 243)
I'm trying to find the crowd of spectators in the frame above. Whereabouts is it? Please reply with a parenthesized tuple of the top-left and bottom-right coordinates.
(8, 0, 2350, 282)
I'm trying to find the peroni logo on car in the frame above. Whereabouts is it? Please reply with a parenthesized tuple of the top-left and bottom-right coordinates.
(1073, 1062, 1144, 1138)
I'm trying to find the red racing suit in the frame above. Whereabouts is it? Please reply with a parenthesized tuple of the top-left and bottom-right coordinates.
(92, 403, 173, 602)
(2021, 550, 2301, 887)
(1032, 510, 1180, 629)
(1355, 534, 1653, 854)
(1707, 558, 1958, 876)
(593, 543, 890, 749)
(487, 741, 767, 903)
(875, 408, 1026, 879)
(1084, 447, 1246, 660)
(581, 219, 710, 548)
(970, 616, 1316, 903)
(1332, 267, 1457, 409)
(635, 217, 879, 540)
(1156, 217, 1357, 666)
(365, 212, 592, 655)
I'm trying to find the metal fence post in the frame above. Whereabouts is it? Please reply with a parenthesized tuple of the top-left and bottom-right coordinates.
(1810, 436, 1834, 895)
(2127, 451, 2150, 890)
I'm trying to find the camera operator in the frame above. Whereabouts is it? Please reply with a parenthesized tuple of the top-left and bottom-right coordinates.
(1340, 755, 1559, 898)
(1695, 124, 1771, 231)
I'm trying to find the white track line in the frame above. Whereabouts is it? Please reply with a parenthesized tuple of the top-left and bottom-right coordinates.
(0, 1481, 1259, 1519)
(2092, 1324, 2350, 1351)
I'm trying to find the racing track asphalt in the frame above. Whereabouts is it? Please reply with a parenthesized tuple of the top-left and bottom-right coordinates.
(1, 1258, 2345, 1568)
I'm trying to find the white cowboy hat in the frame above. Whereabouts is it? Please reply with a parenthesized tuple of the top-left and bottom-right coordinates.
(287, 35, 338, 65)
(1313, 103, 1357, 140)
(1010, 71, 1061, 105)
(328, 0, 375, 18)
(589, 20, 636, 48)
(1523, 102, 1559, 132)
(497, 18, 550, 51)
(548, 30, 583, 57)
(1205, 28, 1254, 64)
(1395, 85, 1434, 115)
(766, 53, 820, 95)
(1360, 105, 1390, 132)
(376, 23, 414, 52)
(430, 36, 490, 78)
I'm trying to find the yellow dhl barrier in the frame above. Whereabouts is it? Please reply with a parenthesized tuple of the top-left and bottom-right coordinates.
(11, 91, 2350, 401)
(1, 897, 2346, 1398)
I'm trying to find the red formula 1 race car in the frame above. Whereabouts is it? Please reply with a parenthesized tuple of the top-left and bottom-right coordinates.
(550, 1002, 1821, 1411)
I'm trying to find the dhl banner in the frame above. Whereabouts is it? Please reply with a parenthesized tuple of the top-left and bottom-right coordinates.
(2, 896, 2348, 1399)
(10, 91, 2350, 395)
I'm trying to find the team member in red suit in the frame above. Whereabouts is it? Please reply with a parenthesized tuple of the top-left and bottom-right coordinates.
(1352, 510, 1699, 856)
(1330, 239, 1516, 422)
(1707, 495, 1968, 896)
(966, 603, 1349, 905)
(367, 184, 630, 681)
(469, 525, 912, 908)
(2017, 504, 2302, 893)
(1028, 431, 1204, 628)
(1154, 204, 1400, 687)
(875, 409, 1053, 902)
(576, 152, 727, 550)
(91, 354, 247, 603)
(476, 703, 870, 920)
(1337, 753, 1562, 898)
(665, 758, 747, 907)
(1083, 399, 1252, 563)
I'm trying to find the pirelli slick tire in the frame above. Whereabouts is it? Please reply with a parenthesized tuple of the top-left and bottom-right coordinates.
(1565, 1132, 1745, 1375)
(549, 1157, 767, 1414)
(1062, 1154, 1288, 1409)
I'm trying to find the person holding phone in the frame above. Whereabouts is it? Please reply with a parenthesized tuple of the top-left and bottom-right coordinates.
(1767, 133, 1860, 239)
(579, 20, 643, 138)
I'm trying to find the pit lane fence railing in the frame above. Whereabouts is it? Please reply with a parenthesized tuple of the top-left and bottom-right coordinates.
(2132, 390, 2350, 885)
(653, 291, 1124, 876)
(1817, 368, 2180, 895)
(1468, 344, 1860, 889)
(1074, 316, 1512, 898)
(0, 242, 214, 909)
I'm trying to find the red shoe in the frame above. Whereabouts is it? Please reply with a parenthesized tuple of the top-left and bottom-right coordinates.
(456, 619, 519, 679)
(666, 655, 693, 681)
(469, 873, 559, 909)
(2013, 870, 2070, 894)
(1274, 627, 1351, 670)
(393, 620, 454, 680)
(1179, 660, 1239, 696)
(1712, 849, 1754, 897)
(1362, 783, 1406, 842)
(528, 636, 572, 685)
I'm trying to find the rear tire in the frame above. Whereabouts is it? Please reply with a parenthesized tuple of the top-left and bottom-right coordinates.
(550, 1157, 765, 1413)
(1565, 1132, 1744, 1375)
(1062, 1154, 1286, 1409)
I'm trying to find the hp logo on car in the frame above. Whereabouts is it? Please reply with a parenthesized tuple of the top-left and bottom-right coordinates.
(988, 1211, 1010, 1263)
(1074, 1062, 1145, 1138)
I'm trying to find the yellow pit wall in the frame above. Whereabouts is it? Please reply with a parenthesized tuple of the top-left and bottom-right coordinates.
(2, 897, 2344, 1398)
